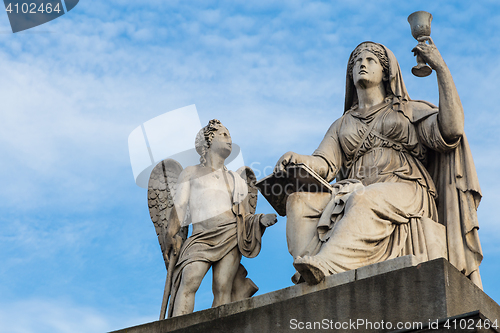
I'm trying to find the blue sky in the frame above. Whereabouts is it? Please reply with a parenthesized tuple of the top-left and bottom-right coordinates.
(1, 1, 500, 332)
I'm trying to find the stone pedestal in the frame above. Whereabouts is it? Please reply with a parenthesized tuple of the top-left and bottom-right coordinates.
(111, 257, 500, 333)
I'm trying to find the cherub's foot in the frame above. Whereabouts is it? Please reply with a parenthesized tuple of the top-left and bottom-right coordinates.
(293, 256, 326, 285)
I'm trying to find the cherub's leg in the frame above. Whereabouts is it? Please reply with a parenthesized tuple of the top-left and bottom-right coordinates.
(212, 247, 241, 307)
(172, 261, 211, 316)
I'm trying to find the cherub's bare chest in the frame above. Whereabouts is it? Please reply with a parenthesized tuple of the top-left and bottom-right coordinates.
(190, 170, 234, 201)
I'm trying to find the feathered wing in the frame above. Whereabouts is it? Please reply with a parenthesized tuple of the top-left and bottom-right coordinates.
(148, 159, 188, 269)
(236, 166, 258, 215)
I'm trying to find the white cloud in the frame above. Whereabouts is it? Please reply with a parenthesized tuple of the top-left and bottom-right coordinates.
(0, 298, 155, 333)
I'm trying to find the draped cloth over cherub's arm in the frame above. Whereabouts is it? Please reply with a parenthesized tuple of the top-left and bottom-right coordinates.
(229, 170, 265, 258)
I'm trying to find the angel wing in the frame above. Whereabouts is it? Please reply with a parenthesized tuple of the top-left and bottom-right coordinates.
(148, 159, 188, 269)
(236, 166, 258, 215)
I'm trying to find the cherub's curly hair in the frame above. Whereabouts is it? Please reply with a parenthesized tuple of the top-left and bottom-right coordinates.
(195, 119, 223, 167)
(347, 42, 389, 81)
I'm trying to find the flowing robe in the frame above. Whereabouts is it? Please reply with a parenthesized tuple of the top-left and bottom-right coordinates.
(289, 99, 482, 279)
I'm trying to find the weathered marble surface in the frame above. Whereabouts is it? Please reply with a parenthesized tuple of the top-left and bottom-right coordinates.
(148, 119, 277, 318)
(110, 258, 500, 333)
(274, 35, 482, 288)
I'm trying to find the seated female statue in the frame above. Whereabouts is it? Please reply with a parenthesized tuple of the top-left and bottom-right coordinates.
(275, 39, 483, 288)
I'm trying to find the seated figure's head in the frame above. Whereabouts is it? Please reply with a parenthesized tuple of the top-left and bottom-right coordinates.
(195, 119, 232, 166)
(348, 42, 389, 79)
(348, 42, 390, 91)
(344, 41, 410, 112)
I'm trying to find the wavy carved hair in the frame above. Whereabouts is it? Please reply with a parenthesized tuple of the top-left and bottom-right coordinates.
(195, 119, 223, 167)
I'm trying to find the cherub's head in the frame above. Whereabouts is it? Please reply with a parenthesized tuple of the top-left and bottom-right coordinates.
(195, 119, 232, 166)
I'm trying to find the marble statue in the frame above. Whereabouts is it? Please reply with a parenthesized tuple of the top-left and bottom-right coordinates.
(274, 36, 483, 288)
(148, 119, 277, 318)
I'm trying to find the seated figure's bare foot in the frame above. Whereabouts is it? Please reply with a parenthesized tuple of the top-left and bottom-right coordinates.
(293, 256, 327, 285)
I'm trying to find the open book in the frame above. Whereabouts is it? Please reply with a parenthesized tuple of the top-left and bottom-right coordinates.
(255, 163, 333, 216)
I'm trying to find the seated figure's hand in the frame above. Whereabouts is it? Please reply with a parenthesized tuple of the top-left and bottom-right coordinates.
(275, 151, 302, 173)
(412, 36, 445, 70)
(332, 179, 364, 195)
(260, 213, 278, 227)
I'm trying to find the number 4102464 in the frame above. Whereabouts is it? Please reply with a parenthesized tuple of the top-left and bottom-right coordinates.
(5, 2, 62, 14)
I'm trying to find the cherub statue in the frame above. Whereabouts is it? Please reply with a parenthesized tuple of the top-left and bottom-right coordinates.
(148, 119, 277, 318)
